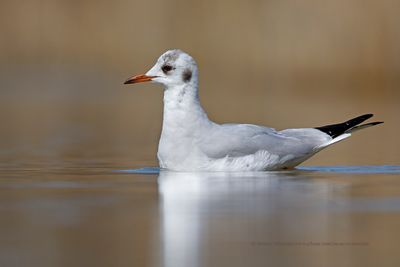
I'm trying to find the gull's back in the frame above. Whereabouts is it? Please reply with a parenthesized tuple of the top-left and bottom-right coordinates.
(197, 123, 331, 168)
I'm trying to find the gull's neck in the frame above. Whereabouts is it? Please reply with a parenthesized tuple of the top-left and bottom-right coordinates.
(162, 83, 211, 135)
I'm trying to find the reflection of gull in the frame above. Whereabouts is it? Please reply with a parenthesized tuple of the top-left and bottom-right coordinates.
(156, 169, 400, 266)
(125, 49, 383, 171)
(158, 170, 333, 267)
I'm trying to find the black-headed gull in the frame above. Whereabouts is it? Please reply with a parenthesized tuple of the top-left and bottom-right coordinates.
(124, 49, 383, 171)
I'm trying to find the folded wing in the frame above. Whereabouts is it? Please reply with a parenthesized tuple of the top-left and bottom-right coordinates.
(199, 123, 330, 159)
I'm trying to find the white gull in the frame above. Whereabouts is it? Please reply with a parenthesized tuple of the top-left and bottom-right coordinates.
(124, 49, 383, 171)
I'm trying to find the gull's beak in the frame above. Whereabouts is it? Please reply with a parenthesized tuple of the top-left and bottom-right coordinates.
(124, 74, 157, 84)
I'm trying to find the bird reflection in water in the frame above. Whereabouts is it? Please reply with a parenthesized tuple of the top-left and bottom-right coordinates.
(157, 170, 338, 267)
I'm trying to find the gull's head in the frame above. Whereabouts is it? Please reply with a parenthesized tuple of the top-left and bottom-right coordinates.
(124, 49, 198, 88)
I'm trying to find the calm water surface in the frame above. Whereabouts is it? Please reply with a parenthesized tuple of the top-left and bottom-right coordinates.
(1, 158, 400, 267)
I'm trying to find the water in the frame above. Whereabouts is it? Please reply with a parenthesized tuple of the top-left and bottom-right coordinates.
(1, 160, 399, 267)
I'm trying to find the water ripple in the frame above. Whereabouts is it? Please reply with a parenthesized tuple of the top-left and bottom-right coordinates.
(298, 165, 400, 174)
(116, 165, 400, 175)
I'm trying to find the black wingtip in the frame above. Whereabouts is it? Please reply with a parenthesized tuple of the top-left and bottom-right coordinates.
(315, 114, 379, 138)
(369, 121, 384, 126)
(354, 113, 373, 121)
(346, 121, 384, 133)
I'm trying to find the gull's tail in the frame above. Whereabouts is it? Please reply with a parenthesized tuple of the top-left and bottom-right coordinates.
(315, 114, 383, 147)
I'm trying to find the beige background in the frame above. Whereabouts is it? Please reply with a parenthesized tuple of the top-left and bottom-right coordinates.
(1, 0, 399, 166)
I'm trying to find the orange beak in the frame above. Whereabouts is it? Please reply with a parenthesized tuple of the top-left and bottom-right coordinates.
(124, 74, 157, 84)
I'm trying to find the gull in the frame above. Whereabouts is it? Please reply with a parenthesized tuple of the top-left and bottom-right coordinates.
(124, 49, 383, 171)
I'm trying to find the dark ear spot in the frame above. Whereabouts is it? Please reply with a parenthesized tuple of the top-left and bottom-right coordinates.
(182, 69, 192, 82)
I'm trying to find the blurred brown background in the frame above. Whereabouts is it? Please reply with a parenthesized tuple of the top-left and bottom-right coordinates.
(0, 0, 399, 166)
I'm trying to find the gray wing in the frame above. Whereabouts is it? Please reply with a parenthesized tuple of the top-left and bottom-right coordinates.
(198, 123, 331, 159)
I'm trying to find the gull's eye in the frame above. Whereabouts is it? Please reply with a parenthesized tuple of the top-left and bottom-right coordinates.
(161, 64, 173, 74)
